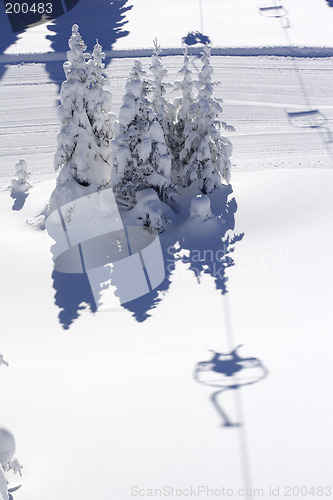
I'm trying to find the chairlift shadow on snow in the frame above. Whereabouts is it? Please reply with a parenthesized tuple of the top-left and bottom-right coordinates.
(45, 0, 133, 88)
(194, 346, 268, 427)
(8, 485, 22, 500)
(182, 31, 211, 46)
(286, 108, 333, 143)
(123, 184, 244, 322)
(258, 2, 290, 28)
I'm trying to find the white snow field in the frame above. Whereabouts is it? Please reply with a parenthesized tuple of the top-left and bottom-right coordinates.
(1, 0, 333, 499)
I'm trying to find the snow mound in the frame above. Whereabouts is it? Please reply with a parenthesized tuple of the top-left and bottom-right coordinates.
(190, 194, 213, 222)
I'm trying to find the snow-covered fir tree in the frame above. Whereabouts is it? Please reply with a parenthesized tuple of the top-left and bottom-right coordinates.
(172, 46, 196, 184)
(149, 39, 176, 151)
(53, 25, 113, 194)
(111, 60, 177, 210)
(86, 40, 115, 187)
(177, 45, 234, 193)
(11, 159, 30, 193)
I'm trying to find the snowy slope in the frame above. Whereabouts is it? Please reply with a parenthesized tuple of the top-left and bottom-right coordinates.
(1, 1, 333, 499)
(1, 168, 333, 500)
(1, 56, 332, 189)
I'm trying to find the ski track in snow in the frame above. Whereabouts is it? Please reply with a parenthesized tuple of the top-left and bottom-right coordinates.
(0, 55, 332, 189)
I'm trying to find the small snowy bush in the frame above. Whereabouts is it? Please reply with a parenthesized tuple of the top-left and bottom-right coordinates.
(132, 188, 169, 232)
(11, 159, 30, 194)
(0, 426, 22, 476)
(190, 194, 213, 222)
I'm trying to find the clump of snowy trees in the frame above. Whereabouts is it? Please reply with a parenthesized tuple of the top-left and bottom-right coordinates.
(52, 25, 234, 231)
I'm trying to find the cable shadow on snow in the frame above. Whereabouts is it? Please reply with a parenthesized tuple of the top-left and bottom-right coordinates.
(45, 0, 132, 88)
(123, 184, 244, 322)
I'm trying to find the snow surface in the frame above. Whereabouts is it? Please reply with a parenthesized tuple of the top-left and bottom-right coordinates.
(1, 0, 333, 55)
(1, 1, 333, 499)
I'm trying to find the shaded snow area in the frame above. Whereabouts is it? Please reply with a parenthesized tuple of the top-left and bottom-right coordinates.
(1, 0, 333, 499)
(1, 0, 333, 55)
(1, 168, 333, 500)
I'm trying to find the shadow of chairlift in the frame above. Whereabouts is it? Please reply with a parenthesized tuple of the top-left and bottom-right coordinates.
(286, 109, 333, 142)
(258, 2, 290, 28)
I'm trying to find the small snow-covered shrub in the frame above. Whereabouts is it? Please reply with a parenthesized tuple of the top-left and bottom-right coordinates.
(11, 159, 30, 194)
(0, 355, 9, 368)
(132, 188, 169, 232)
(0, 426, 22, 476)
(190, 194, 213, 222)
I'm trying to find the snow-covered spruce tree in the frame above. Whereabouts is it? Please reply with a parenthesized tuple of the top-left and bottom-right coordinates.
(53, 25, 113, 196)
(86, 40, 115, 186)
(177, 45, 234, 193)
(172, 46, 196, 184)
(111, 60, 177, 210)
(149, 39, 176, 151)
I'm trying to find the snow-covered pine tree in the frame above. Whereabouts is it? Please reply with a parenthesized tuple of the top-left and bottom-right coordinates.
(86, 40, 115, 188)
(149, 39, 176, 150)
(178, 45, 234, 193)
(111, 60, 177, 209)
(172, 46, 196, 184)
(53, 25, 112, 194)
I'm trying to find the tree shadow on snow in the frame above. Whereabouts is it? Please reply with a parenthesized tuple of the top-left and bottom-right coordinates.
(0, 1, 21, 81)
(45, 0, 132, 89)
(124, 184, 244, 321)
(10, 190, 29, 211)
(52, 270, 97, 330)
(49, 185, 243, 328)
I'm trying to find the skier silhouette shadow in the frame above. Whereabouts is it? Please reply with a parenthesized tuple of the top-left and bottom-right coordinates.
(124, 184, 244, 321)
(194, 346, 269, 427)
(45, 0, 132, 89)
(52, 270, 97, 330)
